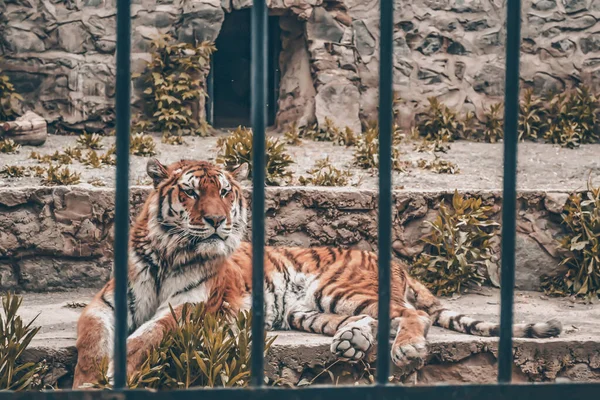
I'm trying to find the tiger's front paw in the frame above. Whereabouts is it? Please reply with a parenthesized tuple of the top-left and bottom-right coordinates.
(330, 318, 375, 362)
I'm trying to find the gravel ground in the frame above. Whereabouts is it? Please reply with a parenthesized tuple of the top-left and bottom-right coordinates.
(1, 131, 600, 191)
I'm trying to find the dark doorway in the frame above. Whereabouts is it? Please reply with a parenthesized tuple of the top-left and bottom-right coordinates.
(210, 9, 280, 128)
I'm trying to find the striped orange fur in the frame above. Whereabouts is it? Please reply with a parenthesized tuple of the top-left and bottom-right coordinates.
(73, 159, 562, 388)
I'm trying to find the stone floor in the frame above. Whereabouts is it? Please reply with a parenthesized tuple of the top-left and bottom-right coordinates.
(17, 287, 600, 387)
(2, 133, 600, 191)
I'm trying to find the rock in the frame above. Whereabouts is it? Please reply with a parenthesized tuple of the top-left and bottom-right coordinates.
(455, 61, 466, 80)
(462, 19, 489, 31)
(19, 257, 110, 291)
(232, 0, 252, 9)
(515, 233, 560, 290)
(561, 15, 597, 31)
(417, 34, 443, 55)
(0, 263, 18, 290)
(57, 22, 93, 53)
(544, 193, 569, 214)
(2, 28, 45, 52)
(532, 72, 565, 95)
(314, 82, 361, 133)
(1, 111, 48, 146)
(447, 40, 467, 55)
(449, 0, 484, 13)
(306, 7, 345, 43)
(352, 20, 376, 59)
(551, 38, 577, 53)
(473, 64, 505, 96)
(179, 0, 225, 43)
(562, 0, 587, 14)
(580, 33, 600, 53)
(533, 0, 557, 10)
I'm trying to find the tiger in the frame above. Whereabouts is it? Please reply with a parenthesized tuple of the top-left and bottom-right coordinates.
(73, 158, 562, 388)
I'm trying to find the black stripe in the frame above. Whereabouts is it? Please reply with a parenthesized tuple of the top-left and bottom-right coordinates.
(335, 315, 352, 331)
(329, 291, 344, 313)
(523, 323, 534, 338)
(307, 313, 320, 332)
(464, 319, 482, 335)
(326, 247, 337, 263)
(101, 292, 114, 311)
(136, 248, 163, 296)
(310, 250, 322, 270)
(172, 273, 215, 298)
(287, 311, 298, 328)
(314, 285, 326, 312)
(354, 299, 371, 315)
(166, 188, 175, 217)
(319, 319, 329, 334)
(127, 283, 137, 325)
(282, 249, 303, 271)
(490, 325, 500, 336)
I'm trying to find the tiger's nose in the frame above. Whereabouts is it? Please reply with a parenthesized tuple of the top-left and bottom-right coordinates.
(204, 215, 226, 228)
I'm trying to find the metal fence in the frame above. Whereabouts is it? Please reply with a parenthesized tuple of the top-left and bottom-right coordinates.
(2, 0, 600, 398)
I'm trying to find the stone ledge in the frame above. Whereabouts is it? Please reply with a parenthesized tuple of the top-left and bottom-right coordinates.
(0, 185, 580, 291)
(15, 288, 600, 388)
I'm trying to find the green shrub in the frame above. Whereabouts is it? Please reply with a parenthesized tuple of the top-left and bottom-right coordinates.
(518, 88, 544, 141)
(0, 139, 20, 154)
(138, 34, 215, 137)
(544, 87, 600, 147)
(482, 103, 503, 143)
(283, 122, 302, 145)
(0, 74, 22, 122)
(217, 126, 293, 186)
(299, 157, 353, 186)
(542, 179, 600, 298)
(353, 125, 404, 171)
(414, 97, 463, 142)
(412, 191, 500, 296)
(90, 303, 275, 389)
(0, 293, 47, 390)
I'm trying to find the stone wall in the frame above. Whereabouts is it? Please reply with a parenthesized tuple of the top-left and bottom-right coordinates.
(3, 0, 600, 131)
(0, 186, 569, 292)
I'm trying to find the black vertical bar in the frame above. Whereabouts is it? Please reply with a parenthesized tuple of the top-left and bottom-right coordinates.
(250, 0, 267, 388)
(206, 59, 214, 126)
(498, 0, 521, 384)
(377, 0, 393, 385)
(113, 0, 131, 390)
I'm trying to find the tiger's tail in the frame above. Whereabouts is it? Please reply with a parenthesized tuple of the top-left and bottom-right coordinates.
(406, 277, 562, 338)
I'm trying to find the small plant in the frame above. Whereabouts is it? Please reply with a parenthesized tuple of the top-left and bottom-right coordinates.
(482, 103, 504, 143)
(0, 74, 23, 122)
(0, 165, 25, 177)
(89, 303, 275, 389)
(416, 156, 460, 174)
(42, 165, 81, 185)
(130, 133, 157, 157)
(412, 191, 500, 296)
(138, 34, 216, 136)
(162, 133, 185, 145)
(542, 178, 600, 298)
(414, 139, 450, 154)
(414, 97, 462, 142)
(217, 126, 293, 186)
(544, 87, 600, 147)
(0, 293, 47, 390)
(353, 125, 404, 172)
(284, 122, 302, 145)
(0, 139, 20, 154)
(518, 88, 544, 141)
(299, 157, 353, 186)
(30, 150, 75, 165)
(29, 166, 46, 178)
(77, 133, 103, 150)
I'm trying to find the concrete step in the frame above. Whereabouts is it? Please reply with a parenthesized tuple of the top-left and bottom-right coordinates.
(14, 288, 600, 388)
(0, 186, 577, 292)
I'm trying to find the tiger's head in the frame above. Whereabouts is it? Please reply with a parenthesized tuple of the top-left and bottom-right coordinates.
(144, 158, 249, 260)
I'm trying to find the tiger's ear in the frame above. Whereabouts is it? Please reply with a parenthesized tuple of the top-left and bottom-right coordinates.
(229, 163, 249, 181)
(147, 158, 168, 188)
